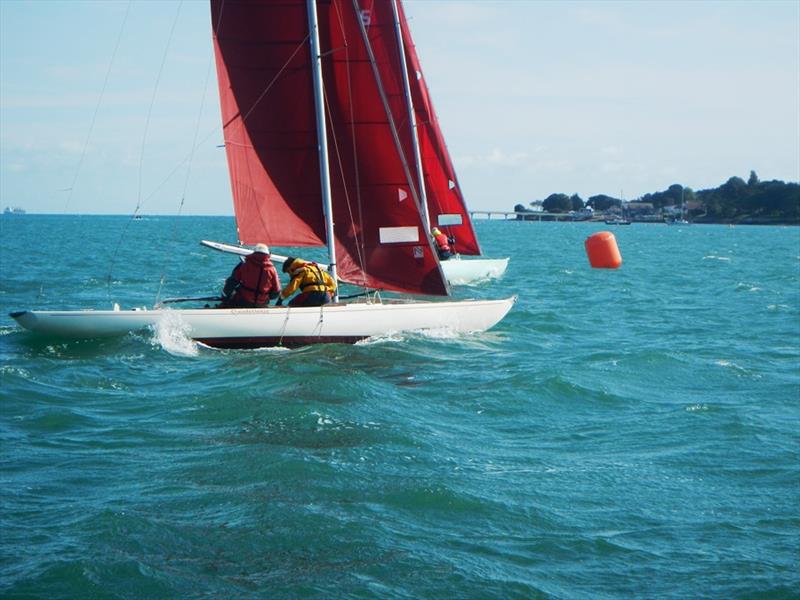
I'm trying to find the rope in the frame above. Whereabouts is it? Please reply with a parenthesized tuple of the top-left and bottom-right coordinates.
(106, 1, 182, 304)
(154, 46, 215, 305)
(314, 305, 325, 338)
(325, 2, 369, 286)
(136, 1, 183, 212)
(278, 305, 291, 346)
(63, 1, 132, 214)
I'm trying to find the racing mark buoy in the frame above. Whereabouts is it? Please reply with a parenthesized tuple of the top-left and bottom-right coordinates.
(585, 231, 622, 269)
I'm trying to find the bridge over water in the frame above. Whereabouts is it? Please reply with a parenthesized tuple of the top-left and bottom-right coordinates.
(469, 211, 578, 221)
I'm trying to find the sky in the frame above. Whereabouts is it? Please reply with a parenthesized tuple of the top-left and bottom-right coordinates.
(1, 0, 798, 215)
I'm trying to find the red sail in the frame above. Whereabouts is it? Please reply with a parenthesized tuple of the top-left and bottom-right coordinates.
(211, 0, 325, 247)
(211, 0, 447, 296)
(395, 0, 482, 256)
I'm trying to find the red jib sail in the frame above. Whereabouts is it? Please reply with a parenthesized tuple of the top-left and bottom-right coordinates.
(211, 0, 448, 296)
(394, 0, 482, 256)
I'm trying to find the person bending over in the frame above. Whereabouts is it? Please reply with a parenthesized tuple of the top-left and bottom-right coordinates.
(431, 227, 454, 260)
(276, 257, 336, 307)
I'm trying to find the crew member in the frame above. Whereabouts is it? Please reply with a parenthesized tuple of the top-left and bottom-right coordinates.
(276, 257, 336, 307)
(219, 243, 281, 308)
(431, 227, 453, 260)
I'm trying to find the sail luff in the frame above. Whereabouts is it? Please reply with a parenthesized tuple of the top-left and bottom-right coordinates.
(390, 0, 430, 232)
(395, 1, 482, 255)
(348, 0, 450, 296)
(306, 0, 339, 301)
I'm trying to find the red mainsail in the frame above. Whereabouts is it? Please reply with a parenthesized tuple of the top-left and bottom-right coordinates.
(211, 0, 448, 296)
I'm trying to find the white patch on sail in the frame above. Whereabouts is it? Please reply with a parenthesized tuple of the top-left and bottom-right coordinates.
(398, 188, 408, 202)
(360, 9, 371, 27)
(437, 213, 463, 226)
(448, 179, 456, 190)
(416, 70, 422, 81)
(379, 226, 419, 244)
(153, 311, 198, 357)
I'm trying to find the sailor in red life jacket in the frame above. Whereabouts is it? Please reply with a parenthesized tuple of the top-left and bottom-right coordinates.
(219, 243, 281, 308)
(276, 257, 337, 307)
(431, 227, 453, 260)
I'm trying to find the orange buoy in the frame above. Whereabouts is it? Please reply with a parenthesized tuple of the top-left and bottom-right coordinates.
(585, 231, 622, 269)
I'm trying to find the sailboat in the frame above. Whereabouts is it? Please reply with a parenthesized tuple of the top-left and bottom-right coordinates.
(604, 191, 630, 225)
(667, 189, 690, 225)
(201, 0, 508, 286)
(9, 0, 514, 348)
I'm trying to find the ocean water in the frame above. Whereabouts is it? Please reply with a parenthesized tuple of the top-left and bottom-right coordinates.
(1, 215, 798, 599)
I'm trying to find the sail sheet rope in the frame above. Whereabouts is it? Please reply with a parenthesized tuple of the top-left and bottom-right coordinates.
(62, 0, 132, 215)
(154, 43, 216, 305)
(106, 1, 183, 305)
(322, 3, 369, 284)
(36, 1, 132, 305)
(102, 2, 310, 306)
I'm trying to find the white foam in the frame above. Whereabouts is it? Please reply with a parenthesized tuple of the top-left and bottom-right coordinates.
(702, 255, 731, 261)
(357, 327, 464, 345)
(735, 282, 761, 292)
(152, 310, 198, 357)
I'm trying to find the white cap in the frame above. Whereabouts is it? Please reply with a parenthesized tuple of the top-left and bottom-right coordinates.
(253, 243, 270, 254)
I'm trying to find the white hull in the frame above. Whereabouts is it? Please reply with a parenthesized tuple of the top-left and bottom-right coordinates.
(10, 297, 515, 348)
(441, 256, 508, 285)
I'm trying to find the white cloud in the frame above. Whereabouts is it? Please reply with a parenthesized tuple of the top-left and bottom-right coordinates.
(487, 147, 529, 167)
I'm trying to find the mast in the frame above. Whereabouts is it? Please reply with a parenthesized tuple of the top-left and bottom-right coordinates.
(390, 0, 431, 231)
(306, 0, 339, 301)
(351, 0, 450, 296)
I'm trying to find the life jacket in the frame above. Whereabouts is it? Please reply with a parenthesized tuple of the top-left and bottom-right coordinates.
(283, 260, 336, 298)
(233, 253, 280, 306)
(433, 231, 451, 254)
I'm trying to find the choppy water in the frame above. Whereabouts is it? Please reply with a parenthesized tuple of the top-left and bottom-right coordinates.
(1, 215, 799, 599)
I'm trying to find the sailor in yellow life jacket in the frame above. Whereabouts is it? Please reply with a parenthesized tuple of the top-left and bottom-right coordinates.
(276, 257, 337, 307)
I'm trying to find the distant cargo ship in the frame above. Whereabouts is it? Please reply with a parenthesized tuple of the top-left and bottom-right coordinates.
(3, 206, 26, 214)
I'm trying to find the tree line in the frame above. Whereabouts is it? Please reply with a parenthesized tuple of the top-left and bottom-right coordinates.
(515, 171, 799, 224)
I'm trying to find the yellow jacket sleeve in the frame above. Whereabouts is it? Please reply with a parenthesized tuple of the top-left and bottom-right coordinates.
(323, 271, 336, 292)
(280, 274, 302, 299)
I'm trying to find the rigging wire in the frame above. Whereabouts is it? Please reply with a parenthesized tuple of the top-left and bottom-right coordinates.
(135, 1, 183, 213)
(153, 0, 225, 305)
(351, 0, 422, 216)
(105, 0, 183, 305)
(326, 1, 369, 284)
(120, 0, 307, 305)
(31, 0, 129, 304)
(63, 0, 132, 214)
(349, 0, 449, 294)
(154, 48, 216, 305)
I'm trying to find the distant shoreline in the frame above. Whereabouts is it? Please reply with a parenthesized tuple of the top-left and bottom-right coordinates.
(2, 212, 798, 226)
(507, 213, 800, 226)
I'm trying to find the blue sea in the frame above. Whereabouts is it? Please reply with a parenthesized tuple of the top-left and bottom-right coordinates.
(1, 215, 798, 599)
